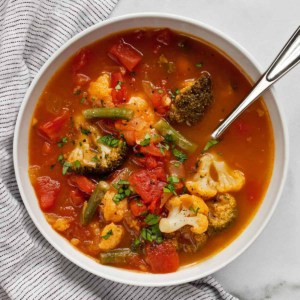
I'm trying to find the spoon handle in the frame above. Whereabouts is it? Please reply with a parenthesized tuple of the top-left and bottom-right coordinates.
(211, 26, 300, 140)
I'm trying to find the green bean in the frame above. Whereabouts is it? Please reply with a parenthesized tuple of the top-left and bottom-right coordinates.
(99, 248, 135, 265)
(83, 108, 134, 121)
(154, 118, 197, 153)
(80, 181, 109, 225)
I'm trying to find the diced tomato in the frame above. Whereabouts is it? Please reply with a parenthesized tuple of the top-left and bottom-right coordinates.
(111, 72, 128, 104)
(140, 143, 166, 158)
(73, 73, 91, 86)
(150, 89, 170, 115)
(36, 176, 60, 211)
(38, 109, 70, 142)
(156, 28, 172, 46)
(68, 175, 96, 195)
(108, 39, 143, 71)
(119, 129, 136, 146)
(129, 168, 166, 205)
(69, 189, 85, 206)
(132, 154, 160, 170)
(130, 200, 148, 217)
(42, 141, 52, 155)
(72, 49, 88, 73)
(145, 241, 179, 273)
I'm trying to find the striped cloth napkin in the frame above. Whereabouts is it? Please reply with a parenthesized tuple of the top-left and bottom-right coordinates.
(0, 0, 238, 299)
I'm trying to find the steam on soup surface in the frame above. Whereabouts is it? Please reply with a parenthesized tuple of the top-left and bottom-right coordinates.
(29, 28, 274, 273)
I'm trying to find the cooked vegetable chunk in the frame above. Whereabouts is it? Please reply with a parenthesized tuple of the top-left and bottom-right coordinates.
(101, 190, 128, 222)
(207, 193, 237, 231)
(98, 223, 125, 251)
(66, 119, 128, 175)
(100, 248, 135, 264)
(159, 194, 209, 234)
(186, 153, 245, 198)
(168, 73, 213, 125)
(81, 181, 110, 225)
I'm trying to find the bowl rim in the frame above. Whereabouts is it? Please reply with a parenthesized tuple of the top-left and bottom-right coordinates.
(13, 12, 289, 286)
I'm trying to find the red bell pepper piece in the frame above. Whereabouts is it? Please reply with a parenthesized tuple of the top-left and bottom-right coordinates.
(111, 72, 128, 104)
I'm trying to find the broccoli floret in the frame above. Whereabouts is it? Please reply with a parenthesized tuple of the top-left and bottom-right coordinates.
(206, 193, 237, 232)
(168, 72, 213, 125)
(66, 117, 128, 175)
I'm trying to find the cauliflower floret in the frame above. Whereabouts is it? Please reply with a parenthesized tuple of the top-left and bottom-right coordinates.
(186, 153, 245, 199)
(45, 214, 73, 232)
(88, 73, 113, 107)
(98, 223, 124, 251)
(159, 194, 209, 234)
(101, 190, 128, 222)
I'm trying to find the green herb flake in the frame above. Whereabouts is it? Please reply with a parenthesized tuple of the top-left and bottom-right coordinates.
(141, 224, 162, 243)
(57, 154, 64, 164)
(140, 133, 151, 147)
(203, 139, 219, 152)
(195, 63, 203, 68)
(50, 164, 56, 170)
(115, 81, 123, 90)
(164, 175, 180, 195)
(112, 180, 132, 204)
(81, 128, 91, 135)
(57, 137, 68, 148)
(102, 229, 113, 240)
(62, 161, 73, 175)
(189, 206, 200, 215)
(80, 97, 86, 104)
(98, 135, 120, 148)
(91, 155, 100, 163)
(164, 134, 174, 143)
(145, 214, 159, 226)
(73, 160, 81, 169)
(172, 148, 187, 163)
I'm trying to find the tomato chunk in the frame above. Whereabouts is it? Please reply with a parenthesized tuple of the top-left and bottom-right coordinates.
(108, 39, 143, 71)
(111, 72, 128, 104)
(145, 241, 179, 273)
(68, 175, 96, 195)
(140, 143, 168, 158)
(130, 200, 148, 217)
(36, 176, 60, 211)
(150, 89, 170, 115)
(38, 109, 70, 142)
(42, 141, 52, 156)
(129, 168, 166, 206)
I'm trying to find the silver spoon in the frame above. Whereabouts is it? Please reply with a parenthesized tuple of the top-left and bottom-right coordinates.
(211, 26, 300, 140)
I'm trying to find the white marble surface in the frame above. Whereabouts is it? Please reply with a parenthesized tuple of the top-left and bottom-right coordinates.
(110, 1, 300, 299)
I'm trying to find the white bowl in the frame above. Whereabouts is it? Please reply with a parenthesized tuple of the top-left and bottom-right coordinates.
(13, 13, 288, 286)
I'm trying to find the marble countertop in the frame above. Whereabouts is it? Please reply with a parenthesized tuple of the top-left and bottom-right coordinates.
(111, 1, 300, 299)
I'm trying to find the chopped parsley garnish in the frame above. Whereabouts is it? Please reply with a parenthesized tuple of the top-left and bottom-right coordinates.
(62, 161, 72, 175)
(175, 89, 180, 95)
(145, 214, 160, 226)
(164, 134, 174, 143)
(172, 147, 187, 163)
(141, 224, 162, 244)
(57, 137, 68, 148)
(91, 155, 100, 163)
(73, 160, 81, 169)
(203, 139, 219, 152)
(80, 127, 91, 135)
(158, 143, 169, 155)
(50, 164, 55, 170)
(98, 135, 120, 148)
(163, 175, 180, 195)
(80, 97, 86, 104)
(102, 229, 113, 240)
(195, 63, 203, 68)
(114, 81, 123, 90)
(140, 133, 151, 146)
(189, 206, 200, 215)
(112, 180, 132, 204)
(57, 154, 64, 164)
